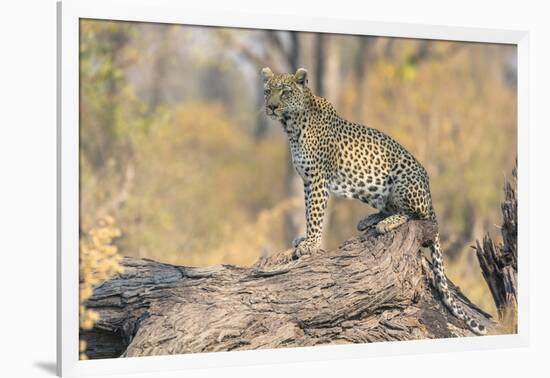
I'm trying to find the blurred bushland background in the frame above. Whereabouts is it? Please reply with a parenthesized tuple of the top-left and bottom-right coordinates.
(79, 19, 517, 316)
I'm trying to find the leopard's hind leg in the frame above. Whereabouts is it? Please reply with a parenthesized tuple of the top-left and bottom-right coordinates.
(357, 212, 388, 231)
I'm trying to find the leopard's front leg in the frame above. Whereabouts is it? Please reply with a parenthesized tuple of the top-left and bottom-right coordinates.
(293, 175, 328, 258)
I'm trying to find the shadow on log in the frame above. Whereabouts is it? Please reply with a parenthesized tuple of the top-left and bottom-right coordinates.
(82, 220, 492, 359)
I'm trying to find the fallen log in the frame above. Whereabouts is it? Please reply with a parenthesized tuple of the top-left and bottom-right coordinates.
(82, 220, 492, 359)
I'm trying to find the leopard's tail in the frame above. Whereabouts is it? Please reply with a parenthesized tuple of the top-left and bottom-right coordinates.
(430, 234, 487, 335)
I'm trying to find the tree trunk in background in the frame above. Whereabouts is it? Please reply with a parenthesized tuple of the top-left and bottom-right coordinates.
(383, 38, 396, 59)
(288, 32, 299, 70)
(314, 33, 326, 96)
(324, 35, 342, 108)
(148, 26, 171, 112)
(82, 220, 493, 359)
(353, 37, 371, 122)
(282, 31, 306, 244)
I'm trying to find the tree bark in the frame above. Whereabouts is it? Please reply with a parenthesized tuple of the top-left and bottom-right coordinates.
(82, 220, 492, 359)
(475, 164, 518, 331)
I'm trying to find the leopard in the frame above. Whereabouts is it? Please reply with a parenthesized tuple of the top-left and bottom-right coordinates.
(261, 66, 487, 335)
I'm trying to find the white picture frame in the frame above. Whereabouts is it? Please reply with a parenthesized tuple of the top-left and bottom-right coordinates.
(57, 0, 530, 376)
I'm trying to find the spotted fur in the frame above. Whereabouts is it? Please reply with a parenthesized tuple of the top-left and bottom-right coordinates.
(262, 67, 486, 335)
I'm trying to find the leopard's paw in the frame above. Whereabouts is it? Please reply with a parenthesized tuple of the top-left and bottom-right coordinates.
(292, 237, 321, 259)
(375, 214, 409, 234)
(292, 236, 306, 248)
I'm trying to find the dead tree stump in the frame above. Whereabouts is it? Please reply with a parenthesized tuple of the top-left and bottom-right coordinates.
(475, 165, 518, 331)
(82, 220, 492, 359)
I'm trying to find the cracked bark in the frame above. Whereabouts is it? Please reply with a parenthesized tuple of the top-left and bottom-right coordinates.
(475, 164, 518, 331)
(82, 220, 493, 359)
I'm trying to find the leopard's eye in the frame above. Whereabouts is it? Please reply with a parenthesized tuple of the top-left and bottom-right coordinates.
(281, 87, 292, 98)
(264, 88, 271, 96)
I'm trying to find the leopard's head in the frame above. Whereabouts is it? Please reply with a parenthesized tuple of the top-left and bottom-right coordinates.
(261, 67, 310, 120)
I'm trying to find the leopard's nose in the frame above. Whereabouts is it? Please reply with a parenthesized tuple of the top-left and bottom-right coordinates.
(267, 104, 278, 112)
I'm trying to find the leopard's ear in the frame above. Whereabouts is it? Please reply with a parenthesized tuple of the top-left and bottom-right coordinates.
(294, 68, 308, 87)
(261, 67, 274, 82)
